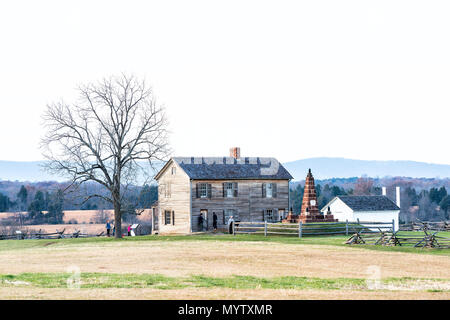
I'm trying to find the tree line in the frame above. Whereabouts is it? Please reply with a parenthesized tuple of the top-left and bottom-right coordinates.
(289, 177, 449, 222)
(0, 183, 158, 225)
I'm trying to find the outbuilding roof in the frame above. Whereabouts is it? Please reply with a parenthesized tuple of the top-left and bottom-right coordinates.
(335, 195, 400, 211)
(156, 157, 293, 180)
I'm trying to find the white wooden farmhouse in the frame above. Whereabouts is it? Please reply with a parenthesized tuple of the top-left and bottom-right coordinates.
(320, 195, 400, 231)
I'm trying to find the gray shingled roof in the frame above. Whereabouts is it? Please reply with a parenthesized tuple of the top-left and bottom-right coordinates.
(337, 195, 400, 211)
(172, 157, 293, 180)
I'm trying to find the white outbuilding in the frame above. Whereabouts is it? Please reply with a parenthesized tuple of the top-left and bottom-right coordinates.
(320, 195, 400, 231)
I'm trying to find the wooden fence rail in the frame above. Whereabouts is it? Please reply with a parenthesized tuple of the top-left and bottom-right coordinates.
(233, 220, 395, 237)
(399, 221, 450, 232)
(0, 229, 105, 240)
(346, 229, 450, 249)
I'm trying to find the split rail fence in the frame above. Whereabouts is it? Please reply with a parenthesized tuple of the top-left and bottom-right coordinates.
(346, 229, 450, 249)
(399, 221, 450, 232)
(0, 229, 104, 240)
(233, 219, 395, 237)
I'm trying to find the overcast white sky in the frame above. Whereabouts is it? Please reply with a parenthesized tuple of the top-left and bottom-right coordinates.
(0, 0, 449, 164)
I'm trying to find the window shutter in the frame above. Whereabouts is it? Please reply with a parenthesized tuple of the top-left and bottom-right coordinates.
(207, 184, 212, 198)
(233, 182, 238, 197)
(172, 211, 175, 225)
(262, 209, 265, 221)
(262, 183, 266, 198)
(223, 183, 226, 197)
(273, 183, 277, 198)
(222, 210, 225, 225)
(196, 183, 199, 198)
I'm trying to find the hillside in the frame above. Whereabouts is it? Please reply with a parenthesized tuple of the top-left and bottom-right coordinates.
(1, 158, 450, 182)
(283, 157, 450, 181)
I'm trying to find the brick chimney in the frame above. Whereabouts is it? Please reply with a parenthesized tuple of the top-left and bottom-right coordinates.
(229, 147, 240, 159)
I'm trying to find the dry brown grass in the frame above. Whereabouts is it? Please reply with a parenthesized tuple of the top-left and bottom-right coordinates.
(0, 287, 448, 300)
(1, 240, 449, 279)
(0, 209, 152, 224)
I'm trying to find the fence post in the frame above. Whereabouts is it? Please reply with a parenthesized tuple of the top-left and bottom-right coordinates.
(346, 220, 349, 236)
(298, 221, 303, 238)
(392, 219, 395, 233)
(232, 222, 235, 236)
(264, 221, 267, 237)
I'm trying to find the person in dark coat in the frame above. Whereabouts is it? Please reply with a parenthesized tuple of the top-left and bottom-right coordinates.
(212, 212, 218, 231)
(198, 213, 204, 231)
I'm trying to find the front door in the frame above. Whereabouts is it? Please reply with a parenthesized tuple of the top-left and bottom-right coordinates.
(278, 209, 285, 222)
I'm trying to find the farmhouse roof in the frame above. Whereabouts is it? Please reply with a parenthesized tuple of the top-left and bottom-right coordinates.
(336, 195, 400, 211)
(155, 157, 293, 180)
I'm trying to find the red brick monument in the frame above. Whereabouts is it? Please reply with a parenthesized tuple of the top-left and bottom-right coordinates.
(283, 169, 337, 223)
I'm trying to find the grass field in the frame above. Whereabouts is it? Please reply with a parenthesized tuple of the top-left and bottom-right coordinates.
(0, 233, 449, 299)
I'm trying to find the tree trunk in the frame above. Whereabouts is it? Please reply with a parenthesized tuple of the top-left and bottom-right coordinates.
(113, 192, 122, 239)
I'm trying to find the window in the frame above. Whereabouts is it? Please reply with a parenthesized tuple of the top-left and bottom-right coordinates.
(266, 183, 273, 198)
(196, 183, 211, 198)
(200, 183, 207, 198)
(164, 183, 171, 198)
(262, 183, 277, 198)
(159, 183, 171, 198)
(171, 167, 176, 175)
(263, 209, 274, 222)
(225, 183, 233, 197)
(164, 210, 171, 225)
(223, 182, 238, 198)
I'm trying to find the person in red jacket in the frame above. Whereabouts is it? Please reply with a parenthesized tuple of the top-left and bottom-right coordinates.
(127, 225, 131, 236)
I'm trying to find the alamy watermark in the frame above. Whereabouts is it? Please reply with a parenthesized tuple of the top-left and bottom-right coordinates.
(66, 265, 81, 289)
(365, 265, 450, 291)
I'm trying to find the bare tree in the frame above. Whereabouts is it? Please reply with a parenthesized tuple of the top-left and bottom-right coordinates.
(353, 176, 374, 195)
(41, 74, 169, 238)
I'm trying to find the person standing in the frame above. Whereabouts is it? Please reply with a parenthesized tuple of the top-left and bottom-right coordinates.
(127, 224, 131, 236)
(106, 220, 111, 237)
(227, 215, 234, 234)
(212, 212, 218, 231)
(198, 213, 204, 232)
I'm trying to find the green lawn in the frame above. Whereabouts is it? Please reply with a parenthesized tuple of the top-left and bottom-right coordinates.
(0, 232, 449, 256)
(1, 272, 448, 292)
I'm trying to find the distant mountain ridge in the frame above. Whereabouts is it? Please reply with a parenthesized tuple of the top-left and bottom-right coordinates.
(1, 157, 450, 182)
(0, 161, 56, 182)
(283, 157, 450, 181)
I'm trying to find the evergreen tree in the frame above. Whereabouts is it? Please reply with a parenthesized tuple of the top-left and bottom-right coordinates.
(28, 190, 46, 222)
(47, 190, 64, 224)
(331, 186, 346, 196)
(289, 184, 304, 214)
(439, 195, 450, 220)
(429, 187, 447, 204)
(17, 185, 28, 210)
(138, 184, 158, 208)
(405, 187, 418, 206)
(0, 193, 11, 212)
